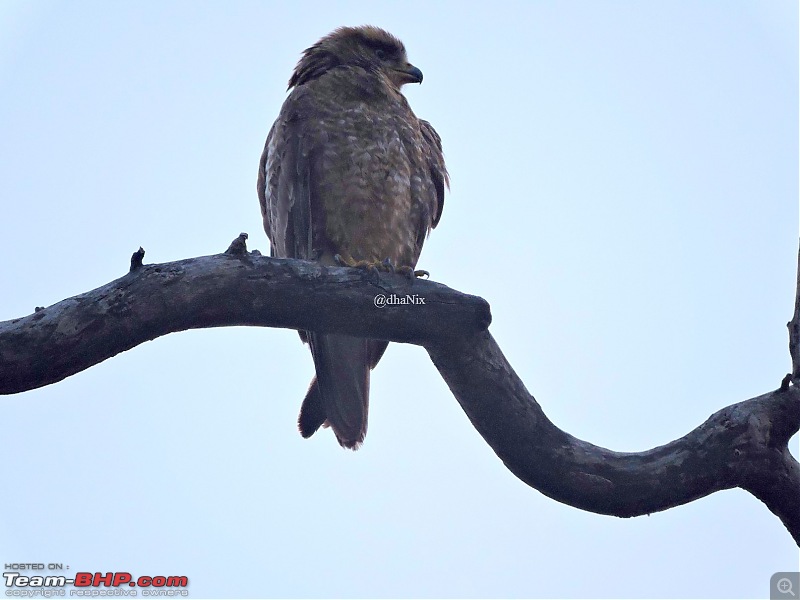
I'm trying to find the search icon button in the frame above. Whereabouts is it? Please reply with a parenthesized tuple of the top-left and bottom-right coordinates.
(772, 573, 800, 599)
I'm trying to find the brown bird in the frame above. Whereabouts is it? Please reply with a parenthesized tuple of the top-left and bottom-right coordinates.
(257, 26, 448, 449)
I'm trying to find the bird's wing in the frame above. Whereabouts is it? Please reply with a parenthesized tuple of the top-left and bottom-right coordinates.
(257, 93, 315, 260)
(259, 87, 372, 449)
(408, 118, 449, 261)
(419, 118, 448, 229)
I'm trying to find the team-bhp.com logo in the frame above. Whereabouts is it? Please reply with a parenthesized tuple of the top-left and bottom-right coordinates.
(4, 571, 189, 596)
(373, 293, 426, 308)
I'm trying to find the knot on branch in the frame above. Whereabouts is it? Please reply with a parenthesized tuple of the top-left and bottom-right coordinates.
(717, 389, 800, 486)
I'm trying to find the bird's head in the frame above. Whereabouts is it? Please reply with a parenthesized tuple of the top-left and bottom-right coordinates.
(288, 25, 423, 90)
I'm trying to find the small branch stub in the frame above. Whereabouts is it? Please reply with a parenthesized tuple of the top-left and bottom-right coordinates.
(225, 233, 249, 256)
(788, 241, 800, 382)
(130, 247, 145, 272)
(780, 373, 792, 392)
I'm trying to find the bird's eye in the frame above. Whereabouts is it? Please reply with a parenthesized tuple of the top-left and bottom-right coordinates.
(375, 49, 386, 60)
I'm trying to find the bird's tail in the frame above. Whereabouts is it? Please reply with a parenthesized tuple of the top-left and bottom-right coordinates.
(299, 333, 371, 449)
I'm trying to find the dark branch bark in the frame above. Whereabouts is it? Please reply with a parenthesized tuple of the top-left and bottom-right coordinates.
(1, 236, 798, 544)
(427, 332, 800, 544)
(0, 247, 489, 394)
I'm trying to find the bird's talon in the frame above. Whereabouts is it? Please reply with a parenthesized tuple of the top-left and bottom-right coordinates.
(395, 265, 415, 279)
(335, 253, 363, 268)
(381, 258, 396, 273)
(414, 269, 430, 279)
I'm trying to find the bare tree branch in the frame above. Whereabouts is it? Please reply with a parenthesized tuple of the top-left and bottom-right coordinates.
(0, 243, 490, 394)
(428, 332, 800, 544)
(1, 235, 798, 544)
(789, 240, 800, 382)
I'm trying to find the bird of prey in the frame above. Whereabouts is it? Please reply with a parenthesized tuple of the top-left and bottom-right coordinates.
(257, 25, 448, 449)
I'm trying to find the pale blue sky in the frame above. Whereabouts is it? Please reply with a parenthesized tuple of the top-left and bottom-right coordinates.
(1, 2, 798, 598)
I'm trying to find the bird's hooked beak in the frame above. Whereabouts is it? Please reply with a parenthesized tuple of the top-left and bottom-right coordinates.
(394, 63, 423, 85)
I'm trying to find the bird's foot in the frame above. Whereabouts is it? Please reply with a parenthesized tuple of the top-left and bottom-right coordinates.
(335, 254, 393, 273)
(335, 254, 428, 280)
(392, 265, 429, 279)
(335, 253, 381, 283)
(334, 252, 358, 268)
